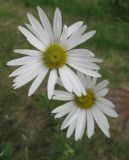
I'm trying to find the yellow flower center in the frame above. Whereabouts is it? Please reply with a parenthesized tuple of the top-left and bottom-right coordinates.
(43, 44, 67, 69)
(75, 90, 95, 109)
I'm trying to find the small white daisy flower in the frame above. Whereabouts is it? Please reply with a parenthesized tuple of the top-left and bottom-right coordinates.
(7, 7, 102, 99)
(52, 72, 118, 141)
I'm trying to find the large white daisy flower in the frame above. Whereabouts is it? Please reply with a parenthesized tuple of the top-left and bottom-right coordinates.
(7, 7, 102, 99)
(52, 72, 118, 141)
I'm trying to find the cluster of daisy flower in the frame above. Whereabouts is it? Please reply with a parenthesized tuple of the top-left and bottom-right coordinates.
(7, 7, 118, 141)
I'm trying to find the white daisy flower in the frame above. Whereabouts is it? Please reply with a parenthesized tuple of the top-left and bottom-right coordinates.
(7, 7, 102, 99)
(52, 72, 118, 141)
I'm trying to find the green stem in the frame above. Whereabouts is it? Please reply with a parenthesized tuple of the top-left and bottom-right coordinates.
(25, 146, 29, 160)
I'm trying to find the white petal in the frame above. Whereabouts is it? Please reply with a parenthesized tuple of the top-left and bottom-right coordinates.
(67, 61, 101, 77)
(68, 49, 95, 57)
(67, 30, 96, 50)
(61, 107, 77, 128)
(64, 66, 86, 96)
(60, 25, 68, 48)
(96, 101, 118, 117)
(18, 26, 45, 50)
(97, 97, 115, 108)
(14, 49, 42, 56)
(25, 23, 44, 44)
(87, 109, 94, 138)
(95, 88, 109, 97)
(7, 56, 41, 66)
(25, 23, 51, 47)
(91, 58, 103, 63)
(37, 6, 54, 42)
(85, 75, 92, 87)
(27, 13, 50, 45)
(94, 80, 109, 92)
(54, 103, 74, 118)
(68, 55, 102, 64)
(76, 71, 86, 87)
(93, 106, 110, 129)
(52, 101, 74, 114)
(75, 110, 86, 141)
(65, 25, 87, 49)
(90, 77, 97, 89)
(76, 71, 91, 90)
(91, 106, 110, 137)
(28, 67, 49, 96)
(9, 62, 42, 77)
(67, 57, 100, 70)
(67, 21, 83, 37)
(59, 66, 73, 93)
(13, 63, 42, 82)
(52, 90, 74, 101)
(53, 8, 62, 42)
(13, 67, 42, 89)
(61, 107, 80, 130)
(47, 69, 57, 100)
(9, 64, 32, 77)
(56, 78, 64, 88)
(59, 65, 86, 96)
(67, 119, 77, 138)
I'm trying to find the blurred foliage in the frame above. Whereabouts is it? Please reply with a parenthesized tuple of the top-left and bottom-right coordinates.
(110, 0, 129, 21)
(13, 0, 129, 21)
(0, 143, 14, 160)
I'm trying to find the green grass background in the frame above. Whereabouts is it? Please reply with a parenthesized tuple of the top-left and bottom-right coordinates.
(0, 0, 129, 159)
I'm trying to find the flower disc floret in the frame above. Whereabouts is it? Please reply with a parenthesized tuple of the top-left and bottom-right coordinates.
(43, 44, 67, 69)
(75, 90, 95, 109)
